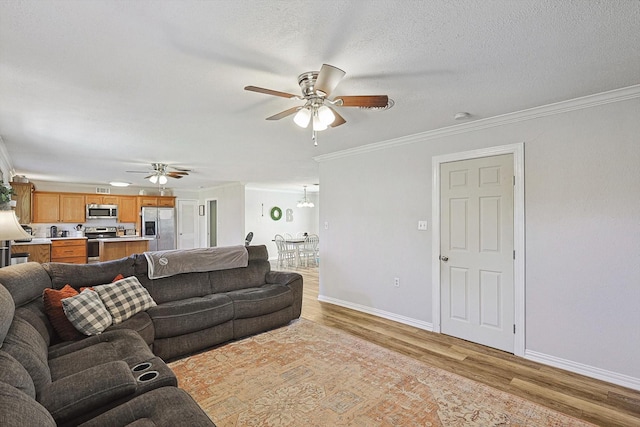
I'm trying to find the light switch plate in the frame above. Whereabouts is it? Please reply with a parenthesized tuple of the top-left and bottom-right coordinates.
(418, 220, 428, 231)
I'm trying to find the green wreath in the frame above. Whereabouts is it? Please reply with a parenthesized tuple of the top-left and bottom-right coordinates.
(270, 206, 282, 221)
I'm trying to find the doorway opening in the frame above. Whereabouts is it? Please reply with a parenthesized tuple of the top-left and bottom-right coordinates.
(207, 199, 218, 247)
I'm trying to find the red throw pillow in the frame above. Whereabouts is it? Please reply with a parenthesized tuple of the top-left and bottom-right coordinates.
(43, 285, 84, 341)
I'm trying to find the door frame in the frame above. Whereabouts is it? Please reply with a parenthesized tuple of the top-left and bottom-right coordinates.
(431, 142, 525, 356)
(205, 198, 218, 247)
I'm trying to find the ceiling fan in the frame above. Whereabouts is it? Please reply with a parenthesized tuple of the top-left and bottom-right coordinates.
(126, 163, 191, 185)
(244, 64, 392, 145)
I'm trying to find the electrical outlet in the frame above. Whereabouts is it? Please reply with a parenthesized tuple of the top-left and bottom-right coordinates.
(394, 277, 400, 287)
(324, 221, 329, 230)
(418, 220, 428, 231)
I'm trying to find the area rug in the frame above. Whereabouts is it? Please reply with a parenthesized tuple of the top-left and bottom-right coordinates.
(169, 319, 593, 426)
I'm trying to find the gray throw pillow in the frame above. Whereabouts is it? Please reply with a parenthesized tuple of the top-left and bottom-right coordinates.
(94, 276, 156, 325)
(62, 289, 112, 335)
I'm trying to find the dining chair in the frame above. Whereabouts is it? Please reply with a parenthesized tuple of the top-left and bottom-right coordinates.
(300, 234, 319, 267)
(274, 234, 295, 268)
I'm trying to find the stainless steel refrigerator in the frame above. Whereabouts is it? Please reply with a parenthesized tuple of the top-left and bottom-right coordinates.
(141, 207, 176, 251)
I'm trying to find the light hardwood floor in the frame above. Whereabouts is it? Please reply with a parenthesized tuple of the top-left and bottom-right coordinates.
(281, 263, 640, 427)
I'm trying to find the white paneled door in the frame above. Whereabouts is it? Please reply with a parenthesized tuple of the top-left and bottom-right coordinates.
(440, 154, 514, 352)
(177, 199, 199, 249)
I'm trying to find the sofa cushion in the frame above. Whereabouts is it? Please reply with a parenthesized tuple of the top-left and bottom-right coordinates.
(2, 317, 51, 393)
(0, 284, 14, 346)
(0, 350, 36, 398)
(42, 285, 84, 341)
(94, 276, 156, 325)
(0, 263, 51, 308)
(146, 293, 233, 338)
(14, 303, 54, 346)
(0, 382, 56, 427)
(106, 311, 155, 346)
(62, 290, 113, 336)
(44, 257, 136, 290)
(48, 329, 155, 380)
(226, 284, 293, 319)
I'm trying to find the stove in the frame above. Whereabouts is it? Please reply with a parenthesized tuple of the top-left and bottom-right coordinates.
(84, 226, 119, 240)
(85, 226, 120, 261)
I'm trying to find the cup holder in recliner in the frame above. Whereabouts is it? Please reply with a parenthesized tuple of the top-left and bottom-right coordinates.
(132, 362, 152, 372)
(137, 371, 159, 382)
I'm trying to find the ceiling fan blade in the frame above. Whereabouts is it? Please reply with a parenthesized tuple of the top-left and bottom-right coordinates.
(143, 174, 154, 179)
(169, 171, 189, 175)
(167, 173, 184, 179)
(126, 170, 151, 174)
(314, 64, 345, 97)
(169, 166, 191, 172)
(266, 106, 301, 121)
(244, 86, 299, 99)
(328, 107, 346, 127)
(336, 95, 389, 108)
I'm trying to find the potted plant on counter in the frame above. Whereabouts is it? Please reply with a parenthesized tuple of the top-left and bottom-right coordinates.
(0, 184, 14, 210)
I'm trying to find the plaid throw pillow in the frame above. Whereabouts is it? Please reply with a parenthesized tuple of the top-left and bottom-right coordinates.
(62, 289, 113, 336)
(94, 276, 156, 325)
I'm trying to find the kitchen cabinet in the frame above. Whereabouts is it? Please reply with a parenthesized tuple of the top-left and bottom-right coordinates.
(85, 195, 119, 205)
(11, 243, 50, 263)
(10, 182, 34, 224)
(51, 239, 87, 264)
(33, 192, 86, 223)
(137, 196, 175, 211)
(118, 196, 138, 223)
(99, 239, 149, 262)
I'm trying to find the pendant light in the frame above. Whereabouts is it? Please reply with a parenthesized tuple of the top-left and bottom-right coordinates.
(296, 186, 315, 208)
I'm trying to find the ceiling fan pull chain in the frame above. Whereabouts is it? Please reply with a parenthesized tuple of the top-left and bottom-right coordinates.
(312, 130, 318, 147)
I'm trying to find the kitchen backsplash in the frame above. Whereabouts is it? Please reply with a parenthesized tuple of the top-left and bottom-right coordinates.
(29, 221, 138, 238)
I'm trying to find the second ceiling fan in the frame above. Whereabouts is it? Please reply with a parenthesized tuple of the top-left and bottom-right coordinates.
(244, 64, 391, 145)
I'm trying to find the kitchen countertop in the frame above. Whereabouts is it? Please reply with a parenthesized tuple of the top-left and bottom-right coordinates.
(96, 237, 153, 242)
(13, 238, 53, 245)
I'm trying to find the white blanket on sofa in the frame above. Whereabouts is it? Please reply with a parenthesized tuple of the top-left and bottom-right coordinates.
(144, 246, 248, 279)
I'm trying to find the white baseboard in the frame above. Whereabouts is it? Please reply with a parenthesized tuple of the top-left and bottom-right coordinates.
(317, 294, 433, 331)
(525, 350, 640, 391)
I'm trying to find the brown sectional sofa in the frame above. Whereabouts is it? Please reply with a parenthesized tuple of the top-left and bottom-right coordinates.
(0, 245, 303, 426)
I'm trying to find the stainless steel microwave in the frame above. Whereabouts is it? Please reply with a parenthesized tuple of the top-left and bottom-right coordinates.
(86, 204, 118, 219)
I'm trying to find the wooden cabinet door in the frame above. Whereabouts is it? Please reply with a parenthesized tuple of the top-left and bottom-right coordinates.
(11, 244, 51, 263)
(33, 193, 61, 223)
(118, 196, 138, 223)
(85, 195, 103, 204)
(59, 194, 86, 223)
(138, 196, 158, 207)
(102, 195, 119, 205)
(157, 197, 175, 207)
(11, 182, 34, 224)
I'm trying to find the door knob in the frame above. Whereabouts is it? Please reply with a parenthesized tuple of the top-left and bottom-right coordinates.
(440, 255, 449, 262)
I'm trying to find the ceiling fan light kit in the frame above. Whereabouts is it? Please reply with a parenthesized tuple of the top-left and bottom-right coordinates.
(245, 64, 391, 146)
(127, 163, 191, 185)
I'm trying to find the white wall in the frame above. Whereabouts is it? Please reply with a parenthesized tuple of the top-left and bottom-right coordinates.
(245, 187, 319, 260)
(198, 183, 245, 247)
(317, 88, 640, 389)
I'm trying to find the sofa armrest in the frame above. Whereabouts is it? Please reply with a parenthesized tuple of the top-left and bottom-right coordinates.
(38, 360, 137, 423)
(265, 271, 303, 318)
(265, 271, 302, 286)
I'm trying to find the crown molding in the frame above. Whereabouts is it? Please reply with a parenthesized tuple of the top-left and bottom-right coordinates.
(314, 84, 640, 162)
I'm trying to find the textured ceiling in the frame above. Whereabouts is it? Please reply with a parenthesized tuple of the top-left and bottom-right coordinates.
(1, 0, 639, 191)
